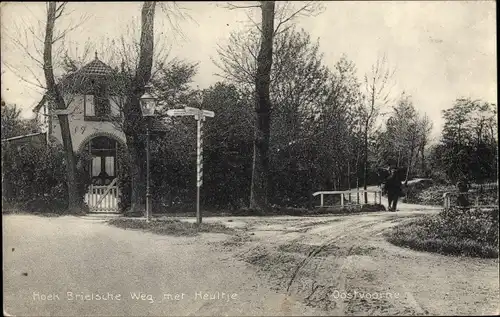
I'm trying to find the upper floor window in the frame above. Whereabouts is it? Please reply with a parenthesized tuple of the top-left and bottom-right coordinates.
(84, 94, 117, 121)
(95, 95, 111, 117)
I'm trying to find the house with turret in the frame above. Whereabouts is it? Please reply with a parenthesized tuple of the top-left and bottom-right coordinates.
(34, 53, 129, 212)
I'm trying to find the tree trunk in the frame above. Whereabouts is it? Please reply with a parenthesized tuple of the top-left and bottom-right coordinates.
(122, 1, 156, 215)
(355, 149, 360, 204)
(58, 115, 79, 207)
(405, 141, 416, 185)
(363, 127, 368, 204)
(250, 1, 275, 211)
(126, 133, 146, 213)
(347, 160, 352, 202)
(420, 143, 426, 176)
(43, 2, 79, 210)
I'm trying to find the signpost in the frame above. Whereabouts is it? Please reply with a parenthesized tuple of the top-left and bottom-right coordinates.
(167, 106, 214, 225)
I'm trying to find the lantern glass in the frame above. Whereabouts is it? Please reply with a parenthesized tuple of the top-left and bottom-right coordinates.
(140, 87, 157, 117)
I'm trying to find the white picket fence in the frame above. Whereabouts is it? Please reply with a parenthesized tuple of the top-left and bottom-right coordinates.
(85, 179, 119, 213)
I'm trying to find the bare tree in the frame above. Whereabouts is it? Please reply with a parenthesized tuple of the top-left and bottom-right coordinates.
(116, 1, 191, 214)
(2, 2, 90, 211)
(114, 1, 156, 215)
(43, 2, 80, 210)
(359, 55, 395, 203)
(221, 0, 324, 210)
(416, 114, 433, 177)
(247, 1, 275, 210)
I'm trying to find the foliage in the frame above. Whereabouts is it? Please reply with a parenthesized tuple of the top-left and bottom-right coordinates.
(215, 26, 370, 207)
(1, 101, 40, 139)
(376, 93, 433, 179)
(386, 207, 499, 258)
(3, 141, 88, 214)
(430, 98, 497, 184)
(404, 185, 454, 205)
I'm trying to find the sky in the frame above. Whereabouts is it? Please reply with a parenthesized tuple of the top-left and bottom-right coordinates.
(1, 1, 497, 139)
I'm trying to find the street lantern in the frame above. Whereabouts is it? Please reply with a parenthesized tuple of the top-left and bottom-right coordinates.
(140, 84, 157, 222)
(140, 85, 157, 117)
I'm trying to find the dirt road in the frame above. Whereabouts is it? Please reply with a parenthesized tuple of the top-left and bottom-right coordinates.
(4, 205, 499, 316)
(197, 207, 499, 315)
(3, 215, 323, 316)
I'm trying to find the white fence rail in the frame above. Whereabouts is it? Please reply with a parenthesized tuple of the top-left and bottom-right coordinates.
(85, 183, 119, 213)
(313, 189, 383, 208)
(442, 191, 498, 209)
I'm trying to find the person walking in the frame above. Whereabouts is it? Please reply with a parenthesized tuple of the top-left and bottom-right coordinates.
(384, 167, 403, 211)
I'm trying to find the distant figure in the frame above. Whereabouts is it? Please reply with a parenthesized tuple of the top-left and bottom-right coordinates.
(383, 167, 403, 212)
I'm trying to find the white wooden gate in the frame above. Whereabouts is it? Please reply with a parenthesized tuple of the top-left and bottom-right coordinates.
(85, 178, 120, 213)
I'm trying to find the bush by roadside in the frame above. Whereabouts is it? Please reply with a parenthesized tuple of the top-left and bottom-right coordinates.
(2, 142, 89, 215)
(403, 185, 454, 205)
(107, 218, 236, 236)
(404, 183, 498, 207)
(386, 207, 499, 258)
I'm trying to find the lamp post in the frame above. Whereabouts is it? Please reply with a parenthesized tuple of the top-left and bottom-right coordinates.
(140, 84, 157, 222)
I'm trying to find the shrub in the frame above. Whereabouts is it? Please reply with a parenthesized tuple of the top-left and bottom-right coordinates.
(404, 185, 455, 205)
(116, 145, 132, 212)
(386, 207, 499, 258)
(3, 141, 88, 214)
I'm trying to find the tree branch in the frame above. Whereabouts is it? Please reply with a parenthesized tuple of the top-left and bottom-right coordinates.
(223, 2, 262, 10)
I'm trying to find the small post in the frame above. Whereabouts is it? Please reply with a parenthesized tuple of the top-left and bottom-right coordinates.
(320, 193, 324, 207)
(340, 193, 344, 207)
(166, 105, 214, 225)
(374, 191, 377, 204)
(146, 119, 152, 222)
(443, 193, 449, 209)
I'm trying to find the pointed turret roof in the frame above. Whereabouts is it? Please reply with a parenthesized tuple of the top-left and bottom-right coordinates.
(77, 51, 115, 76)
(33, 52, 131, 112)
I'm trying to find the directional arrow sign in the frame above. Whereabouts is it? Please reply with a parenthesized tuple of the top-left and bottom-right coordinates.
(184, 106, 215, 118)
(166, 109, 191, 117)
(202, 110, 215, 118)
(184, 106, 201, 115)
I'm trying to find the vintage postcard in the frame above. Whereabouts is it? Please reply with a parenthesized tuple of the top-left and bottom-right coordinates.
(2, 1, 498, 316)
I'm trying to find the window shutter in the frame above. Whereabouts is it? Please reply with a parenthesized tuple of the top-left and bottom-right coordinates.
(105, 156, 115, 176)
(92, 157, 101, 176)
(85, 95, 95, 116)
(109, 96, 120, 116)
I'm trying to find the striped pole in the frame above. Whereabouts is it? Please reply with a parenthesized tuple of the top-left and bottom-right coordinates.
(197, 117, 203, 188)
(196, 114, 203, 225)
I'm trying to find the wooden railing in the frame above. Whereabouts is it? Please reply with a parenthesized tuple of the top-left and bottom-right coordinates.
(313, 189, 383, 208)
(443, 191, 498, 209)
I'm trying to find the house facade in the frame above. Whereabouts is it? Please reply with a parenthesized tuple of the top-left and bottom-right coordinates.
(34, 53, 129, 212)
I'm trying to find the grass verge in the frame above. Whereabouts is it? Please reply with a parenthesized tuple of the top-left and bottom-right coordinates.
(385, 207, 499, 258)
(107, 217, 236, 237)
